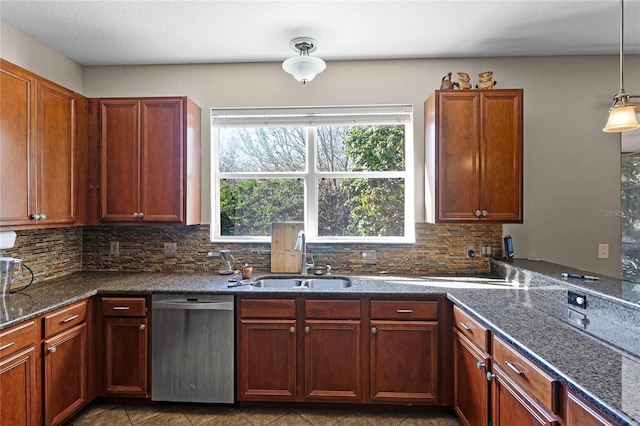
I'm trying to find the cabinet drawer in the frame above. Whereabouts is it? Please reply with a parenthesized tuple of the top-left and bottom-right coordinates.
(370, 300, 438, 320)
(102, 297, 147, 317)
(453, 305, 490, 353)
(493, 336, 560, 414)
(240, 298, 296, 318)
(0, 320, 36, 360)
(43, 300, 87, 338)
(305, 299, 361, 319)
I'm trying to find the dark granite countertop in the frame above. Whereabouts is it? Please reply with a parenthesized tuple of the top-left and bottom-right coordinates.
(1, 264, 638, 425)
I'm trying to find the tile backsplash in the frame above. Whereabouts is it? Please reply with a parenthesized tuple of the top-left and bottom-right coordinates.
(2, 223, 502, 283)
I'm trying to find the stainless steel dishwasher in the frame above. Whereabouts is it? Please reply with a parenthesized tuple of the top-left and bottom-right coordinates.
(151, 294, 234, 403)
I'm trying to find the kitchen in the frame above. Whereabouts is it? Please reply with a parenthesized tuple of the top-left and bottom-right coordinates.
(1, 1, 639, 425)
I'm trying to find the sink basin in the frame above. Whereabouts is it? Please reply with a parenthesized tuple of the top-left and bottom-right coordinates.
(250, 276, 352, 289)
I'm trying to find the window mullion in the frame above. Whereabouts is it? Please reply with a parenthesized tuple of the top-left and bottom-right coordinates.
(307, 126, 318, 238)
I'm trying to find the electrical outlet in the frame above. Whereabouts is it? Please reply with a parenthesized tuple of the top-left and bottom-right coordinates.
(466, 243, 476, 258)
(110, 241, 119, 256)
(208, 251, 221, 257)
(598, 244, 609, 259)
(361, 250, 376, 260)
(164, 242, 177, 257)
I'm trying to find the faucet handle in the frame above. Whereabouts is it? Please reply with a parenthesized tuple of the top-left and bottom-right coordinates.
(307, 252, 315, 268)
(325, 265, 332, 275)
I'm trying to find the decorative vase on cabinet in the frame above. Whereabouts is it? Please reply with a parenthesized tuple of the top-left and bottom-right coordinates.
(425, 89, 523, 223)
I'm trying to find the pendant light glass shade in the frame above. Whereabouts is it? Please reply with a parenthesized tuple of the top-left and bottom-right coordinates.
(282, 37, 326, 85)
(603, 104, 640, 132)
(282, 56, 326, 85)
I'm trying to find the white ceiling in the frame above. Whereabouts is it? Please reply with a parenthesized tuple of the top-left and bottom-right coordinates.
(1, 0, 639, 66)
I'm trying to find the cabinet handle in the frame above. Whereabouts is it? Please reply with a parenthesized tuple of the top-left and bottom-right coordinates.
(486, 372, 496, 382)
(371, 327, 377, 334)
(48, 346, 57, 354)
(482, 210, 488, 217)
(459, 321, 471, 331)
(396, 309, 414, 313)
(476, 361, 485, 370)
(0, 342, 16, 351)
(112, 306, 130, 310)
(62, 314, 79, 323)
(133, 212, 139, 218)
(505, 361, 525, 376)
(139, 324, 146, 331)
(475, 210, 482, 217)
(304, 326, 310, 333)
(289, 327, 295, 334)
(138, 212, 144, 218)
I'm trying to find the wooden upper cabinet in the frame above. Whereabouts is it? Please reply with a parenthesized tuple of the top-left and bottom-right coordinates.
(0, 59, 78, 229)
(425, 89, 523, 223)
(99, 97, 201, 224)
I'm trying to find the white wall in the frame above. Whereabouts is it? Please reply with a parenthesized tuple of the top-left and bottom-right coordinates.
(3, 18, 635, 278)
(0, 21, 83, 92)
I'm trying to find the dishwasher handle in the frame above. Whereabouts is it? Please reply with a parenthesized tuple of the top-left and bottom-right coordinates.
(153, 300, 234, 311)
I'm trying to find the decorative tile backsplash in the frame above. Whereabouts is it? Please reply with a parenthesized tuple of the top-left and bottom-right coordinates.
(2, 223, 502, 283)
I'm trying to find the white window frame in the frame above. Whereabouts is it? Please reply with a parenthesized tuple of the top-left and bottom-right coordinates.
(210, 105, 415, 244)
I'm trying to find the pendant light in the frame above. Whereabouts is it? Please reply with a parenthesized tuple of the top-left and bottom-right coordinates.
(603, 0, 640, 133)
(282, 37, 326, 85)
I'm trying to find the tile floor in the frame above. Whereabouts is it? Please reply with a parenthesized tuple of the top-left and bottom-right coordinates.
(70, 403, 463, 426)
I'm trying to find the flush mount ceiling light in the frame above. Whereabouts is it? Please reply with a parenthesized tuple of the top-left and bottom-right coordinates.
(603, 0, 640, 133)
(282, 37, 326, 85)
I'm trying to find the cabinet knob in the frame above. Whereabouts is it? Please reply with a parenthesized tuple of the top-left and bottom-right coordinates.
(289, 327, 295, 334)
(482, 210, 488, 217)
(32, 213, 41, 220)
(138, 212, 144, 218)
(486, 372, 496, 382)
(133, 212, 139, 218)
(304, 326, 310, 333)
(371, 327, 378, 334)
(476, 361, 485, 370)
(48, 346, 57, 354)
(475, 210, 482, 217)
(139, 324, 146, 331)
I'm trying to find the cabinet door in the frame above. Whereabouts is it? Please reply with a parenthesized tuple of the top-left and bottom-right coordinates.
(139, 99, 184, 222)
(0, 347, 37, 426)
(566, 391, 615, 426)
(35, 79, 77, 225)
(369, 320, 439, 403)
(103, 317, 149, 397)
(44, 323, 88, 426)
(0, 61, 34, 226)
(100, 100, 140, 221)
(238, 319, 297, 401)
(492, 366, 558, 426)
(454, 328, 490, 426)
(304, 319, 362, 402)
(437, 91, 480, 221)
(479, 90, 523, 222)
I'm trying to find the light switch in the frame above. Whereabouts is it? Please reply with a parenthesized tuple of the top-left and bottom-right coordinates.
(598, 244, 609, 259)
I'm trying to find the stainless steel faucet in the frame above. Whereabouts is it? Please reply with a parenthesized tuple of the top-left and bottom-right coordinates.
(294, 230, 314, 274)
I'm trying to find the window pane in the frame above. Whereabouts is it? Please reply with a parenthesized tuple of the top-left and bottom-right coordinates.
(318, 178, 405, 237)
(218, 127, 306, 172)
(219, 178, 304, 236)
(316, 125, 405, 172)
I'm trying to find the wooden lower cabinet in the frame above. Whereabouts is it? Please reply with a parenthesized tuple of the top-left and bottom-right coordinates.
(0, 320, 38, 426)
(43, 322, 88, 426)
(566, 391, 615, 426)
(369, 320, 438, 403)
(491, 365, 558, 426)
(453, 328, 490, 426)
(100, 296, 149, 397)
(239, 318, 297, 400)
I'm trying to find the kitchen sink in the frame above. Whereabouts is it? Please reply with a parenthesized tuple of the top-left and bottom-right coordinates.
(250, 276, 352, 289)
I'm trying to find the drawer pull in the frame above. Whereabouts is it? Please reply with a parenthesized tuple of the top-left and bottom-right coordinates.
(0, 342, 16, 351)
(62, 315, 79, 323)
(459, 321, 471, 331)
(505, 361, 525, 376)
(396, 309, 414, 313)
(112, 306, 130, 310)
